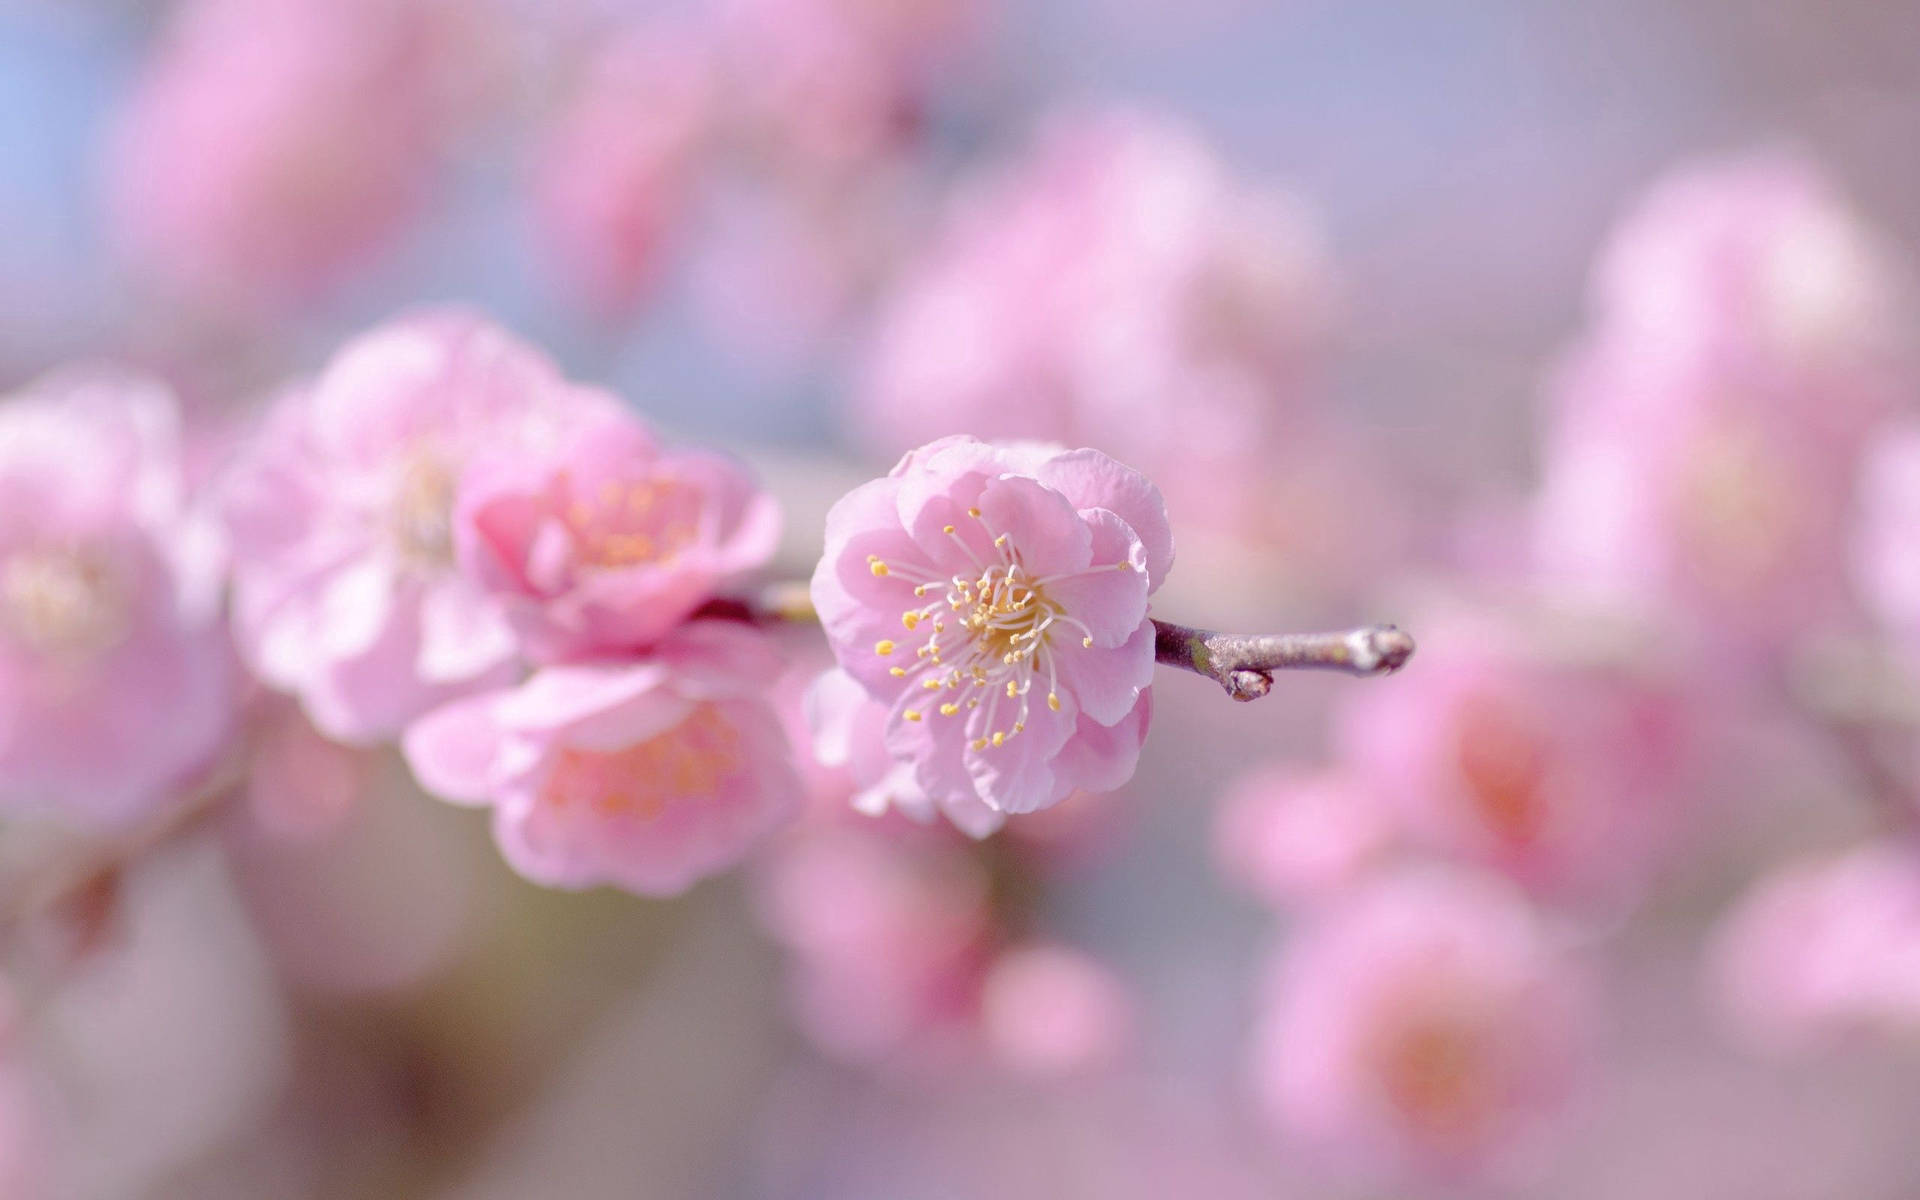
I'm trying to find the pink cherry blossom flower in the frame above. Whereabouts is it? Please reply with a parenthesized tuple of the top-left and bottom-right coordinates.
(1329, 615, 1697, 906)
(104, 0, 469, 312)
(532, 27, 716, 318)
(223, 310, 618, 744)
(453, 406, 780, 663)
(1251, 869, 1591, 1182)
(979, 942, 1134, 1077)
(855, 110, 1343, 546)
(1709, 843, 1920, 1056)
(810, 436, 1171, 819)
(402, 621, 801, 896)
(0, 372, 233, 825)
(1532, 154, 1913, 652)
(1212, 766, 1393, 907)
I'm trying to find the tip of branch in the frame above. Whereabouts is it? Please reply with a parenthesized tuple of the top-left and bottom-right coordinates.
(1225, 669, 1273, 701)
(1349, 625, 1416, 676)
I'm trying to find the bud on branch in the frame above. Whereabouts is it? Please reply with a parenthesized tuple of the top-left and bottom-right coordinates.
(1151, 620, 1416, 700)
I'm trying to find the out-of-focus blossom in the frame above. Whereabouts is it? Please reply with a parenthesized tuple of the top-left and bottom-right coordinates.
(1710, 843, 1920, 1056)
(753, 821, 993, 1065)
(1329, 617, 1697, 906)
(979, 942, 1134, 1076)
(1853, 422, 1920, 659)
(240, 700, 373, 842)
(0, 373, 232, 824)
(811, 436, 1169, 820)
(1212, 766, 1392, 907)
(805, 666, 1004, 836)
(1251, 869, 1590, 1181)
(455, 406, 779, 662)
(403, 621, 801, 895)
(1533, 155, 1913, 652)
(856, 111, 1342, 545)
(223, 311, 616, 744)
(104, 0, 470, 312)
(715, 0, 983, 170)
(533, 27, 716, 317)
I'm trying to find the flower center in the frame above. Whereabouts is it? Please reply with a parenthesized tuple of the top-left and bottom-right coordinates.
(865, 506, 1129, 751)
(389, 453, 457, 568)
(1452, 692, 1550, 850)
(0, 545, 131, 659)
(539, 703, 742, 821)
(562, 476, 701, 569)
(1377, 1011, 1495, 1144)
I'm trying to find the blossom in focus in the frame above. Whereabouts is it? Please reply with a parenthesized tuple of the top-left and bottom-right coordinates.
(1251, 869, 1590, 1180)
(1710, 843, 1920, 1056)
(532, 27, 716, 318)
(1328, 617, 1697, 906)
(454, 405, 779, 663)
(223, 310, 617, 744)
(856, 110, 1341, 543)
(1532, 154, 1912, 651)
(804, 666, 1004, 836)
(811, 436, 1171, 820)
(403, 621, 801, 895)
(0, 373, 232, 824)
(104, 0, 468, 312)
(1212, 766, 1392, 907)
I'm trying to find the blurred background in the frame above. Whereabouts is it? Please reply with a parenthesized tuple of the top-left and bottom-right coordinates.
(5, 0, 1920, 1195)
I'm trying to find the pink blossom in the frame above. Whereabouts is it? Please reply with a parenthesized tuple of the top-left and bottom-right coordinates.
(1212, 766, 1393, 907)
(1329, 616, 1697, 906)
(1709, 843, 1920, 1056)
(104, 0, 468, 311)
(1251, 869, 1590, 1181)
(532, 27, 715, 318)
(810, 436, 1170, 820)
(223, 310, 617, 744)
(804, 666, 1005, 836)
(1533, 154, 1913, 650)
(855, 110, 1341, 544)
(402, 621, 801, 896)
(753, 820, 993, 1065)
(454, 406, 779, 663)
(979, 943, 1134, 1077)
(239, 699, 373, 842)
(0, 372, 233, 825)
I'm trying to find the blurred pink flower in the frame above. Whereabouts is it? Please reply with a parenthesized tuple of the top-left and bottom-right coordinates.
(104, 0, 469, 312)
(532, 27, 716, 318)
(1853, 421, 1920, 658)
(1710, 843, 1920, 1056)
(1330, 617, 1697, 906)
(804, 666, 1005, 836)
(979, 942, 1134, 1077)
(0, 372, 233, 824)
(811, 436, 1169, 819)
(1533, 154, 1913, 651)
(1212, 766, 1393, 907)
(1251, 869, 1590, 1181)
(223, 311, 616, 744)
(856, 110, 1343, 544)
(239, 699, 374, 842)
(753, 821, 993, 1065)
(455, 406, 779, 662)
(403, 621, 801, 895)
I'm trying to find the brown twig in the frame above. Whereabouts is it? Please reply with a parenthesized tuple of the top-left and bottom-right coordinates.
(1152, 619, 1416, 701)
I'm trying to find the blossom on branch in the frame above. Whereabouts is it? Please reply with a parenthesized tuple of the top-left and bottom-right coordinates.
(402, 622, 801, 896)
(811, 436, 1170, 822)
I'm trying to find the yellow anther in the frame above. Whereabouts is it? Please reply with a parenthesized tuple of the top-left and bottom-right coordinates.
(1013, 721, 1026, 733)
(889, 667, 907, 677)
(871, 561, 890, 577)
(1047, 693, 1061, 712)
(943, 524, 956, 534)
(904, 709, 923, 722)
(991, 731, 1005, 747)
(1082, 636, 1094, 648)
(875, 640, 896, 656)
(970, 738, 988, 751)
(939, 703, 959, 716)
(923, 678, 942, 690)
(903, 612, 920, 631)
(994, 534, 1009, 548)
(1006, 680, 1019, 698)
(967, 507, 982, 518)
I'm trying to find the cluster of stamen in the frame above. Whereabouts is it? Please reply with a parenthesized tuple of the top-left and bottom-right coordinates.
(1, 545, 130, 659)
(866, 505, 1131, 752)
(560, 474, 699, 569)
(389, 453, 458, 568)
(540, 703, 741, 820)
